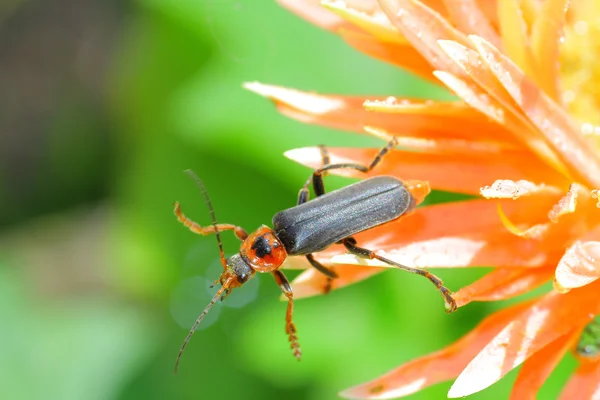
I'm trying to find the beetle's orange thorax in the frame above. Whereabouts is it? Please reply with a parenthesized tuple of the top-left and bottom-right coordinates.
(240, 225, 287, 272)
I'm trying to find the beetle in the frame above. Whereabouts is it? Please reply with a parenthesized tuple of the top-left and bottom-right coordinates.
(173, 138, 457, 372)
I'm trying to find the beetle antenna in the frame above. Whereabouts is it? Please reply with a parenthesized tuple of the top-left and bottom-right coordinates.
(174, 277, 233, 373)
(184, 169, 227, 268)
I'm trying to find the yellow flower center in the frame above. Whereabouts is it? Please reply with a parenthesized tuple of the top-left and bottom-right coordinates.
(560, 3, 600, 133)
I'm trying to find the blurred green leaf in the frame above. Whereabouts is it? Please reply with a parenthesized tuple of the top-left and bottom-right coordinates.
(0, 266, 157, 400)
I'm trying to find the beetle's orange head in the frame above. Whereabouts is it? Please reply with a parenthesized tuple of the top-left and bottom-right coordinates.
(239, 225, 288, 272)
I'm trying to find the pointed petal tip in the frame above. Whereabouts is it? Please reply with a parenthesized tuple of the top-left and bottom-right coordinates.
(338, 387, 380, 400)
(447, 375, 485, 398)
(555, 241, 600, 290)
(363, 126, 392, 140)
(242, 81, 271, 97)
(446, 385, 463, 398)
(431, 70, 448, 85)
(338, 387, 357, 400)
(467, 34, 491, 47)
(339, 380, 427, 400)
(283, 147, 320, 163)
(436, 38, 461, 49)
(320, 0, 340, 9)
(436, 39, 471, 66)
(338, 388, 389, 400)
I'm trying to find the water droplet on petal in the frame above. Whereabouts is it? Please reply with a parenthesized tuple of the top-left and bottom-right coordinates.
(553, 278, 571, 294)
(582, 123, 594, 135)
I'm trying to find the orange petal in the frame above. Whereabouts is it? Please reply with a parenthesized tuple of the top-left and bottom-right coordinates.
(285, 146, 565, 194)
(448, 280, 600, 397)
(420, 0, 450, 17)
(442, 0, 501, 48)
(495, 203, 551, 240)
(363, 96, 466, 115)
(454, 267, 555, 307)
(339, 300, 535, 399)
(437, 39, 570, 177)
(469, 35, 600, 189)
(277, 0, 349, 31)
(432, 70, 506, 124)
(322, 0, 403, 43)
(555, 236, 600, 291)
(547, 183, 578, 221)
(378, 0, 471, 79)
(339, 29, 437, 83)
(593, 189, 600, 208)
(290, 264, 385, 299)
(559, 358, 600, 399)
(530, 0, 570, 100)
(492, 183, 594, 242)
(325, 197, 568, 269)
(497, 0, 536, 77)
(520, 0, 542, 28)
(476, 0, 499, 30)
(245, 81, 518, 142)
(245, 82, 367, 132)
(510, 330, 579, 400)
(480, 179, 562, 200)
(363, 126, 517, 155)
(279, 0, 448, 84)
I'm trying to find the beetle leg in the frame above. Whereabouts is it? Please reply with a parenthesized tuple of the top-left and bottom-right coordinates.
(297, 179, 311, 206)
(220, 288, 232, 302)
(305, 254, 338, 278)
(296, 144, 331, 205)
(174, 202, 248, 240)
(310, 137, 398, 197)
(342, 237, 458, 313)
(319, 144, 331, 167)
(305, 254, 338, 294)
(272, 270, 302, 360)
(367, 136, 398, 171)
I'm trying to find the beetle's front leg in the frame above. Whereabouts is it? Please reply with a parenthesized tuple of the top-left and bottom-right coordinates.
(272, 270, 302, 360)
(305, 254, 337, 294)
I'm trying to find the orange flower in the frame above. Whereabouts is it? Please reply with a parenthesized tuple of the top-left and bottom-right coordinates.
(246, 0, 600, 398)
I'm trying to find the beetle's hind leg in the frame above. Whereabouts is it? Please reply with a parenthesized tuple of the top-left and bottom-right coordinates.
(272, 270, 302, 360)
(341, 237, 457, 313)
(309, 137, 398, 197)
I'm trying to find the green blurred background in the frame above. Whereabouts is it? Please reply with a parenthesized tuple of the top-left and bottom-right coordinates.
(1, 1, 576, 399)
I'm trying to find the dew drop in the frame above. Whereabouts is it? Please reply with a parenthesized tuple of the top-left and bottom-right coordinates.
(591, 189, 600, 208)
(552, 278, 571, 294)
(562, 90, 576, 104)
(574, 20, 589, 36)
(582, 123, 594, 135)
